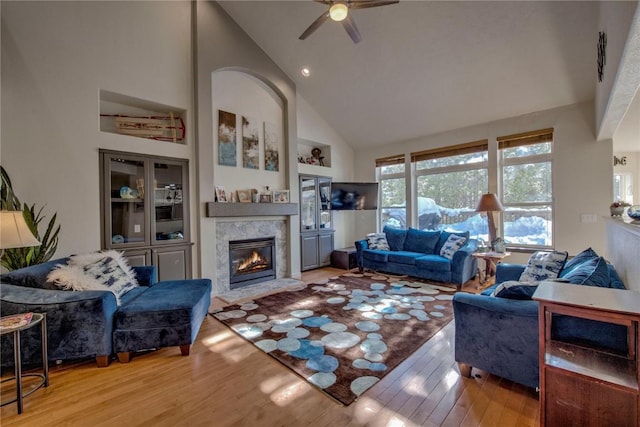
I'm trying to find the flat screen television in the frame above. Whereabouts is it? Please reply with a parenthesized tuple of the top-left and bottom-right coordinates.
(330, 182, 379, 210)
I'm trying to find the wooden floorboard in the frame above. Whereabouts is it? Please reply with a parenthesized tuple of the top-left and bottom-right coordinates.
(0, 268, 538, 426)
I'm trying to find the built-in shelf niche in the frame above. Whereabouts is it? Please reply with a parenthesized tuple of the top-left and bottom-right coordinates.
(298, 138, 331, 168)
(99, 90, 186, 144)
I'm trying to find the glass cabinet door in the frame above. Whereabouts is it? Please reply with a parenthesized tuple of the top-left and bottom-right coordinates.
(107, 155, 148, 246)
(153, 161, 186, 244)
(301, 177, 317, 231)
(318, 178, 332, 229)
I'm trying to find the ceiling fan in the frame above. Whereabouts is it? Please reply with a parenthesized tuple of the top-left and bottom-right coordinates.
(299, 0, 399, 44)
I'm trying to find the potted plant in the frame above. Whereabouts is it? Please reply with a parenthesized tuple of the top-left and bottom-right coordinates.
(610, 200, 631, 216)
(0, 166, 60, 270)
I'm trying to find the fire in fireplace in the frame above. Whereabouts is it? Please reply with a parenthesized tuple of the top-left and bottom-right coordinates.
(229, 237, 276, 289)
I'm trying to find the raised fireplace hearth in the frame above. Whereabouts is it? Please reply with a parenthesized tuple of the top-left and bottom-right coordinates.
(229, 237, 276, 289)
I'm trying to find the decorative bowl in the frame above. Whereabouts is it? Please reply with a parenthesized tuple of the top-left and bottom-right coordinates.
(627, 205, 640, 221)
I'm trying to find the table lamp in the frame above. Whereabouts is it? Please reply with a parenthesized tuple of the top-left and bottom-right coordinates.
(475, 193, 503, 247)
(0, 210, 41, 257)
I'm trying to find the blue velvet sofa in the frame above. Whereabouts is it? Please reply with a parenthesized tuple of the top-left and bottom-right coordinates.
(1, 257, 212, 368)
(452, 258, 627, 389)
(355, 226, 478, 286)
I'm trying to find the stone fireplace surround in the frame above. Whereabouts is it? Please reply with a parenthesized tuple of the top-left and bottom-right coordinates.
(215, 219, 287, 295)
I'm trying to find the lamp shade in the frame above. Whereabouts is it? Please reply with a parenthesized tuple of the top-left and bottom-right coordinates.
(0, 211, 41, 249)
(475, 193, 504, 212)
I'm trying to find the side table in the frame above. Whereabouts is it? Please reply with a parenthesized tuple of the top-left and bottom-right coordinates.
(471, 251, 511, 285)
(0, 312, 49, 414)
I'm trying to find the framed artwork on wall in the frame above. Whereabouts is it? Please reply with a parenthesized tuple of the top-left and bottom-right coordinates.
(242, 115, 259, 169)
(264, 121, 279, 172)
(218, 110, 237, 166)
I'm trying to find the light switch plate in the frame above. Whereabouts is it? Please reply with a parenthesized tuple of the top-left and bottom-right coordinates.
(580, 214, 598, 223)
(134, 224, 141, 233)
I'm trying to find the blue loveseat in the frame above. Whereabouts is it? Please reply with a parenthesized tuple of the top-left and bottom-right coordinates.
(355, 226, 478, 286)
(1, 257, 212, 367)
(452, 253, 628, 389)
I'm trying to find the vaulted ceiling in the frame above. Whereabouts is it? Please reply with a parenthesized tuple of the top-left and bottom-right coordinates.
(219, 1, 636, 150)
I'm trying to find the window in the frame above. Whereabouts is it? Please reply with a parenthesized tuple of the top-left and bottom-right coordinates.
(376, 154, 406, 229)
(412, 140, 488, 233)
(499, 129, 554, 248)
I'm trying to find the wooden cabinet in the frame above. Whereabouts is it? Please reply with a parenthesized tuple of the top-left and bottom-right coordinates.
(533, 282, 640, 427)
(299, 175, 334, 271)
(100, 150, 192, 280)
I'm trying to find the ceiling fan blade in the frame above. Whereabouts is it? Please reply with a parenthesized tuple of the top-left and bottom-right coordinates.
(299, 11, 331, 40)
(350, 1, 399, 10)
(342, 14, 362, 44)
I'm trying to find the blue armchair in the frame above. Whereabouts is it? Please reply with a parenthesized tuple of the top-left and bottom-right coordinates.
(452, 262, 628, 389)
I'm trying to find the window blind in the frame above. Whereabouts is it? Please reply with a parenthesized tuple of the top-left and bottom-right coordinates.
(410, 139, 488, 163)
(375, 154, 405, 167)
(497, 128, 554, 149)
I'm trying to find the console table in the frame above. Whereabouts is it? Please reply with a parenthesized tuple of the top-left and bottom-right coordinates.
(0, 312, 49, 414)
(533, 282, 640, 426)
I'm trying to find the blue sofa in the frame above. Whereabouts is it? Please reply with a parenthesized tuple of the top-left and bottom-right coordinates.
(452, 259, 628, 389)
(1, 257, 212, 367)
(355, 226, 478, 286)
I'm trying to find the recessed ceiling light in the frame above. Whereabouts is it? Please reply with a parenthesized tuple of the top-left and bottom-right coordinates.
(301, 68, 311, 77)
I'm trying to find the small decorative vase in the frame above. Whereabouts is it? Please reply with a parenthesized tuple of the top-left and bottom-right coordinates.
(610, 206, 625, 216)
(627, 205, 640, 222)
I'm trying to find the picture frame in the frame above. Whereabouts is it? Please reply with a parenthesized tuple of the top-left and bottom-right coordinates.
(272, 190, 290, 203)
(215, 186, 227, 203)
(259, 193, 272, 203)
(237, 189, 252, 203)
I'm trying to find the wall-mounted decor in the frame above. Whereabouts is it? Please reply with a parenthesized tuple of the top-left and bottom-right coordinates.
(237, 189, 252, 203)
(218, 110, 237, 166)
(242, 116, 259, 169)
(597, 31, 606, 83)
(264, 121, 279, 172)
(215, 186, 227, 203)
(273, 190, 290, 203)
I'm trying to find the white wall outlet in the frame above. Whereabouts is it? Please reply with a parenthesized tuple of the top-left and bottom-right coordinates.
(134, 224, 141, 233)
(580, 214, 598, 223)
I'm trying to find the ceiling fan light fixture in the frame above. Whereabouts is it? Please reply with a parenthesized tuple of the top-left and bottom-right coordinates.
(329, 3, 348, 22)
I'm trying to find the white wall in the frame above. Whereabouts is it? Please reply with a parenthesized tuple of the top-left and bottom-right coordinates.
(296, 94, 356, 249)
(1, 1, 193, 257)
(212, 71, 285, 192)
(353, 102, 614, 262)
(194, 2, 300, 279)
(614, 151, 640, 204)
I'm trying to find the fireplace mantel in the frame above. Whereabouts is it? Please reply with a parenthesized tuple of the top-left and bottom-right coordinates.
(206, 202, 298, 217)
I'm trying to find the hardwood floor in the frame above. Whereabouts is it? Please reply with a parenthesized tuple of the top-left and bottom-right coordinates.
(0, 268, 539, 426)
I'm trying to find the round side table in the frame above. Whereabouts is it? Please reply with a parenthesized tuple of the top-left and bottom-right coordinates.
(0, 312, 49, 414)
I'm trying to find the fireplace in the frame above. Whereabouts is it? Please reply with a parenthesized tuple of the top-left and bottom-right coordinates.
(229, 237, 276, 289)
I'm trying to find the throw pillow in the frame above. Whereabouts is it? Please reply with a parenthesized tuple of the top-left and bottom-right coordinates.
(439, 234, 467, 260)
(560, 256, 610, 288)
(491, 280, 539, 300)
(47, 250, 138, 304)
(366, 233, 390, 251)
(560, 247, 599, 278)
(435, 231, 470, 255)
(383, 225, 407, 252)
(519, 250, 568, 283)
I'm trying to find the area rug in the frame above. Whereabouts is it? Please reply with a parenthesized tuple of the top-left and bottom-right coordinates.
(211, 272, 455, 405)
